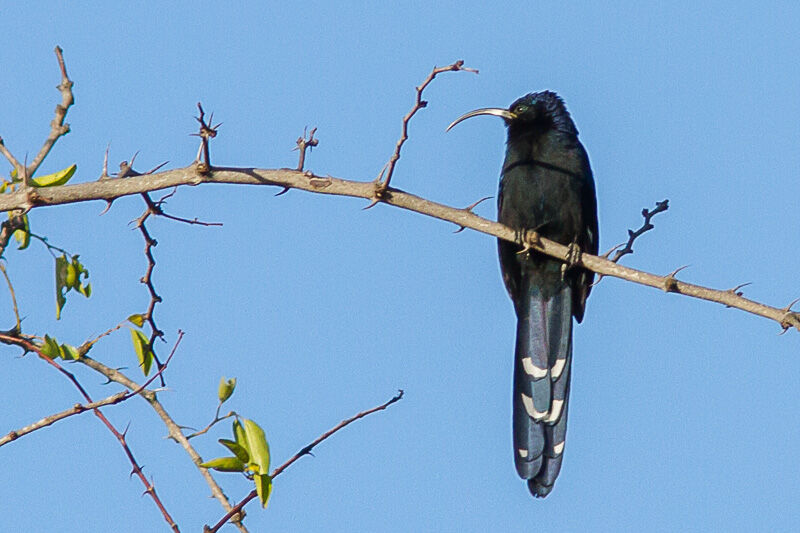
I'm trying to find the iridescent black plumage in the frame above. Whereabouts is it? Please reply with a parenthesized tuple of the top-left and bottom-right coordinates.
(449, 91, 598, 497)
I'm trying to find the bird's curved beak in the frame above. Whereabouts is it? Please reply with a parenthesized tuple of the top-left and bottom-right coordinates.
(446, 108, 517, 131)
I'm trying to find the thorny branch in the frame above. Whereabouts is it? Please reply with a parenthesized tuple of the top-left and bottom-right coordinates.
(205, 390, 405, 533)
(78, 353, 249, 533)
(193, 103, 220, 170)
(0, 332, 183, 447)
(369, 60, 478, 206)
(135, 193, 167, 383)
(594, 199, 670, 285)
(2, 164, 794, 332)
(606, 199, 670, 263)
(0, 46, 74, 185)
(0, 332, 180, 532)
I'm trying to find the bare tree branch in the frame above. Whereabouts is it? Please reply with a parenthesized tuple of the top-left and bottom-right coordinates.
(606, 199, 670, 262)
(1, 391, 127, 446)
(1, 331, 183, 447)
(371, 59, 478, 203)
(0, 332, 180, 531)
(0, 165, 795, 332)
(27, 47, 75, 177)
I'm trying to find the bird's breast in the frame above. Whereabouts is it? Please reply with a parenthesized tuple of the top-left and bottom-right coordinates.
(498, 159, 586, 246)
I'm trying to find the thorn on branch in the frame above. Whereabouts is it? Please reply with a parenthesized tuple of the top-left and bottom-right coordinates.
(600, 243, 624, 259)
(779, 299, 800, 333)
(662, 265, 689, 292)
(725, 282, 753, 306)
(99, 143, 111, 180)
(779, 310, 800, 334)
(454, 196, 492, 233)
(294, 126, 319, 171)
(781, 297, 800, 315)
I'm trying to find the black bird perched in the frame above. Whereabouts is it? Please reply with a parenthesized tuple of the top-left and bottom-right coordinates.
(448, 91, 598, 497)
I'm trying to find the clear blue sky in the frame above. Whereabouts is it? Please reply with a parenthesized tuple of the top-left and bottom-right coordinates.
(2, 2, 799, 532)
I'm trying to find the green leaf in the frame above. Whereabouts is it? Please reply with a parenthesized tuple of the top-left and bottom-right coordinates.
(218, 376, 236, 403)
(65, 262, 77, 287)
(55, 255, 68, 320)
(79, 282, 92, 298)
(233, 419, 247, 448)
(71, 256, 91, 296)
(30, 164, 77, 187)
(60, 343, 80, 361)
(130, 328, 154, 376)
(254, 474, 273, 508)
(40, 335, 62, 359)
(244, 419, 270, 475)
(199, 456, 246, 473)
(219, 439, 249, 463)
(127, 314, 146, 327)
(10, 212, 30, 250)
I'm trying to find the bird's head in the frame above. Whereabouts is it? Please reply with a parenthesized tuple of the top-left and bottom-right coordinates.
(447, 91, 578, 137)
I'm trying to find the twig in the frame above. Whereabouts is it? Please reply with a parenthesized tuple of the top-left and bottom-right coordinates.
(76, 351, 248, 532)
(1, 330, 185, 447)
(27, 46, 75, 177)
(0, 262, 21, 332)
(0, 140, 23, 177)
(0, 391, 128, 446)
(369, 60, 478, 206)
(0, 214, 26, 258)
(294, 126, 318, 171)
(609, 199, 669, 263)
(0, 332, 180, 532)
(134, 194, 166, 383)
(193, 103, 220, 170)
(205, 390, 404, 533)
(27, 232, 72, 259)
(0, 47, 75, 184)
(594, 199, 670, 285)
(185, 411, 237, 440)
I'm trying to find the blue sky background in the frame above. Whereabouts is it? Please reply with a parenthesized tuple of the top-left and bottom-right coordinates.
(2, 2, 799, 532)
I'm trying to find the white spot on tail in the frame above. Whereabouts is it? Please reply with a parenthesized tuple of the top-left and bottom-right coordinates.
(552, 441, 565, 456)
(545, 399, 564, 423)
(522, 357, 548, 379)
(550, 357, 567, 380)
(521, 393, 547, 420)
(518, 448, 529, 459)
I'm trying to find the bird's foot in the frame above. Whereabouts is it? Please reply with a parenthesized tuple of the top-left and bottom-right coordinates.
(561, 241, 582, 279)
(515, 228, 542, 258)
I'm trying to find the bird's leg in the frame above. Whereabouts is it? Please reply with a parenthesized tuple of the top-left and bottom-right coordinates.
(515, 228, 532, 258)
(516, 224, 546, 258)
(561, 240, 583, 280)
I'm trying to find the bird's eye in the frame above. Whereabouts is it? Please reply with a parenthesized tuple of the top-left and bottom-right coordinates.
(514, 104, 527, 115)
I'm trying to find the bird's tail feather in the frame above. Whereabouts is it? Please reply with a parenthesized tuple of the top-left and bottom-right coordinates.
(512, 278, 573, 498)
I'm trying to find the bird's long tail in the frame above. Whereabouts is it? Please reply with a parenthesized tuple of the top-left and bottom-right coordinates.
(512, 275, 573, 498)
